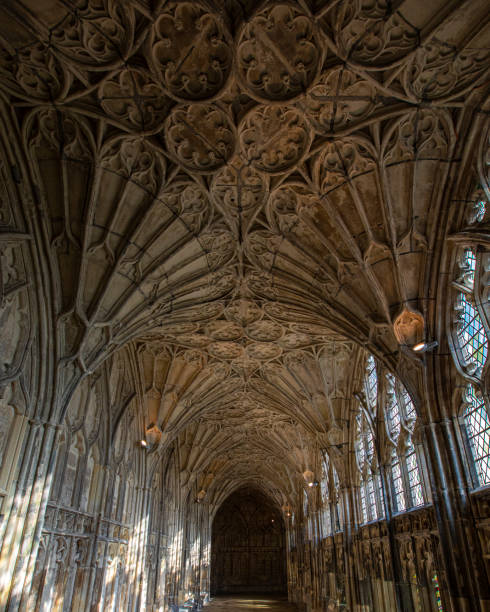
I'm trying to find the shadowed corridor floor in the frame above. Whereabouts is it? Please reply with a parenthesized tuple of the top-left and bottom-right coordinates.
(204, 595, 298, 610)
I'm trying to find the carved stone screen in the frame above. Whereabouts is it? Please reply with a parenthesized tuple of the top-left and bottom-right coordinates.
(211, 488, 287, 594)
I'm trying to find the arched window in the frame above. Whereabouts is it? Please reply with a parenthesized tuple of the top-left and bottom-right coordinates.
(331, 464, 343, 532)
(385, 374, 425, 513)
(320, 457, 343, 535)
(462, 385, 490, 485)
(320, 459, 332, 537)
(356, 410, 384, 524)
(451, 241, 490, 488)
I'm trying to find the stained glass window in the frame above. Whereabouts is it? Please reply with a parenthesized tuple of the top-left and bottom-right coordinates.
(452, 245, 490, 489)
(475, 199, 486, 222)
(432, 573, 443, 611)
(463, 385, 490, 486)
(467, 191, 487, 225)
(455, 248, 488, 375)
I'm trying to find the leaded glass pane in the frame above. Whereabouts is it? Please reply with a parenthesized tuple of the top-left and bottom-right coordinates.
(432, 574, 443, 611)
(322, 505, 331, 537)
(392, 458, 405, 512)
(457, 291, 488, 372)
(360, 486, 367, 523)
(365, 355, 378, 411)
(407, 447, 424, 507)
(375, 473, 385, 519)
(366, 427, 374, 463)
(475, 199, 486, 223)
(401, 385, 416, 422)
(386, 375, 401, 440)
(464, 385, 490, 486)
(367, 477, 377, 521)
(463, 248, 477, 285)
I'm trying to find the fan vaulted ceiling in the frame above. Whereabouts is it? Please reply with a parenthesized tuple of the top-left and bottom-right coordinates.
(1, 0, 488, 498)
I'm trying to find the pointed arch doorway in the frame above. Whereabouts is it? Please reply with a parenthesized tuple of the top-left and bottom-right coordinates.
(210, 487, 287, 595)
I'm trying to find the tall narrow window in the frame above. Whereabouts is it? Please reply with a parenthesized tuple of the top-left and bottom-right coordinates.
(452, 245, 490, 488)
(455, 249, 488, 373)
(365, 354, 378, 411)
(385, 374, 425, 513)
(355, 410, 384, 523)
(463, 385, 490, 485)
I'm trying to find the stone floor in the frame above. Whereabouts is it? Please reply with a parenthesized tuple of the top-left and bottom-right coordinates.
(203, 594, 298, 610)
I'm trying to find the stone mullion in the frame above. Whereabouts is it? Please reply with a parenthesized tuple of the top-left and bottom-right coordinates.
(422, 414, 489, 610)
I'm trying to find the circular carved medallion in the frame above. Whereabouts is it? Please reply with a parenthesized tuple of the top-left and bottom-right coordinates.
(225, 299, 263, 326)
(206, 321, 244, 341)
(99, 68, 169, 131)
(148, 2, 232, 101)
(208, 341, 244, 360)
(165, 104, 235, 172)
(246, 320, 283, 342)
(240, 105, 310, 173)
(237, 4, 320, 102)
(246, 342, 282, 360)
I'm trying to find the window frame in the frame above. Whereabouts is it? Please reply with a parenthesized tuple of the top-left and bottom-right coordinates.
(449, 240, 490, 490)
(385, 374, 426, 514)
(355, 406, 385, 525)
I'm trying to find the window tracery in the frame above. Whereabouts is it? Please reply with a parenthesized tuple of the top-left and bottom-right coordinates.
(356, 355, 427, 524)
(319, 457, 343, 536)
(355, 409, 384, 524)
(385, 374, 425, 513)
(451, 241, 490, 487)
(466, 187, 488, 225)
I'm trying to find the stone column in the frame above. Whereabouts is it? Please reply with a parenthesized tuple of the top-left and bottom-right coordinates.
(421, 411, 490, 611)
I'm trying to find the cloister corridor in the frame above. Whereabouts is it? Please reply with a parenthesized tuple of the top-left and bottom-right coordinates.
(0, 0, 489, 611)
